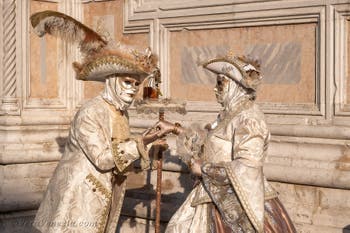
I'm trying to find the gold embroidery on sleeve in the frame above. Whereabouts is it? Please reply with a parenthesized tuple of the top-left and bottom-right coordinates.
(111, 142, 130, 172)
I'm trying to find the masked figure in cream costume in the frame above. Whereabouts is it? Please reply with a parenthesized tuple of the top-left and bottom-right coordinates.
(30, 11, 162, 233)
(156, 54, 297, 233)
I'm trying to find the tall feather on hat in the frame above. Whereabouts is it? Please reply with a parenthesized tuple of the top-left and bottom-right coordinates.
(30, 10, 159, 81)
(31, 10, 107, 55)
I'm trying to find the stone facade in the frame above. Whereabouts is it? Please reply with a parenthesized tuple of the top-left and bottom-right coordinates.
(1, 0, 350, 233)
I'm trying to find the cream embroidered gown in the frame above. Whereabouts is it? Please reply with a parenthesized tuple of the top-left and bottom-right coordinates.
(166, 101, 296, 233)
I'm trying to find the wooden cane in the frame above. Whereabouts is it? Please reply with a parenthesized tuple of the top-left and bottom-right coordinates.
(155, 108, 165, 233)
(134, 94, 186, 232)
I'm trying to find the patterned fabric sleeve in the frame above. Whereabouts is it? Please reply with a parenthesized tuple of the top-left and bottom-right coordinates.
(75, 108, 149, 172)
(233, 117, 268, 167)
(74, 110, 115, 171)
(220, 116, 269, 232)
(111, 138, 148, 172)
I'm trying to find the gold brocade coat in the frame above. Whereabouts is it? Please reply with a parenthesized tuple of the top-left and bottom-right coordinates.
(33, 95, 147, 233)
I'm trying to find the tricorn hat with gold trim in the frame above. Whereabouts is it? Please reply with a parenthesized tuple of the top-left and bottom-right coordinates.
(30, 10, 158, 81)
(203, 54, 262, 91)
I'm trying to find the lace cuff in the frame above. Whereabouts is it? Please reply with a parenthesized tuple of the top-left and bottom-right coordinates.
(176, 123, 207, 164)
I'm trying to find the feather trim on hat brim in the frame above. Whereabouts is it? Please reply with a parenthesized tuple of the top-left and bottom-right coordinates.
(73, 55, 149, 81)
(73, 47, 159, 81)
(202, 57, 262, 91)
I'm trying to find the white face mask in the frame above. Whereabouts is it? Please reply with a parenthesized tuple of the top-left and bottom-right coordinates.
(214, 74, 230, 106)
(114, 76, 141, 105)
(214, 74, 247, 110)
(102, 75, 142, 111)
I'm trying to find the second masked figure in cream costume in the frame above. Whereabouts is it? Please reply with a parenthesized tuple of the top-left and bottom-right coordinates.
(30, 11, 163, 233)
(156, 55, 297, 233)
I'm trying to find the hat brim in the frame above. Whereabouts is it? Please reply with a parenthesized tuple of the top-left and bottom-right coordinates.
(202, 57, 262, 91)
(75, 55, 149, 81)
(203, 59, 245, 85)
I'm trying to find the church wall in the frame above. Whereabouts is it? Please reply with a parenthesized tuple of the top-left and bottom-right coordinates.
(1, 0, 350, 232)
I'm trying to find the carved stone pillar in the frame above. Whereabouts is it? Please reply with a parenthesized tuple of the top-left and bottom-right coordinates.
(0, 0, 19, 115)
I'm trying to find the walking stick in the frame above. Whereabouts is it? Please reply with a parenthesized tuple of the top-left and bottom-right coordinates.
(155, 108, 165, 233)
(135, 99, 186, 233)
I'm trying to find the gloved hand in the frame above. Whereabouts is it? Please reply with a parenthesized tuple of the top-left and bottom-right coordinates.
(155, 120, 184, 136)
(142, 120, 184, 145)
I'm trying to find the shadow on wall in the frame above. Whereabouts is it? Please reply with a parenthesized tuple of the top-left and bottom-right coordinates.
(55, 136, 68, 155)
(117, 149, 194, 233)
(344, 225, 350, 233)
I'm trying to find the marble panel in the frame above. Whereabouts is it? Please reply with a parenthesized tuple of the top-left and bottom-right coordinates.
(170, 23, 316, 104)
(29, 1, 59, 99)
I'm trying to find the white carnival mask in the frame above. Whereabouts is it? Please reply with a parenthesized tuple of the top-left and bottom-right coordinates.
(102, 75, 143, 111)
(114, 76, 141, 105)
(214, 74, 230, 105)
(214, 74, 247, 109)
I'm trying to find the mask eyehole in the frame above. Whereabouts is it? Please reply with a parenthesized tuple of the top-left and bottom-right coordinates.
(124, 80, 132, 85)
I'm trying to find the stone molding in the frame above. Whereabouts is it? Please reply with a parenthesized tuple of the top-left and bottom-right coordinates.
(334, 4, 350, 117)
(81, 0, 114, 3)
(123, 0, 350, 127)
(0, 0, 20, 115)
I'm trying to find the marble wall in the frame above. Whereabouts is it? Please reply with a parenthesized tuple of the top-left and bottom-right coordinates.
(1, 0, 350, 233)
